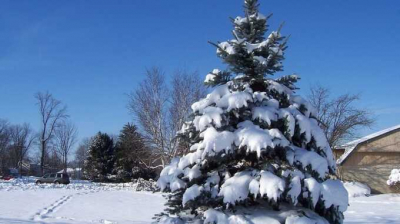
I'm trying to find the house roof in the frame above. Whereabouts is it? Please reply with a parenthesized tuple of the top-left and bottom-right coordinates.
(337, 124, 400, 165)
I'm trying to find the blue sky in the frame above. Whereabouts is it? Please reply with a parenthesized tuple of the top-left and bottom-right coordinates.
(1, 0, 400, 148)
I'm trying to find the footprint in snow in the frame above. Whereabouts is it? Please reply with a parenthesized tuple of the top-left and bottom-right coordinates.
(31, 194, 74, 221)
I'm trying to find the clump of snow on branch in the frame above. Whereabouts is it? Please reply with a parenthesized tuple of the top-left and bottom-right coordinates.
(191, 85, 230, 113)
(304, 177, 321, 208)
(287, 146, 329, 179)
(198, 127, 237, 158)
(217, 91, 253, 112)
(259, 171, 285, 202)
(157, 158, 185, 192)
(234, 13, 267, 26)
(236, 121, 289, 157)
(252, 106, 278, 125)
(321, 180, 348, 212)
(182, 184, 203, 206)
(204, 69, 220, 83)
(219, 171, 255, 205)
(193, 107, 223, 131)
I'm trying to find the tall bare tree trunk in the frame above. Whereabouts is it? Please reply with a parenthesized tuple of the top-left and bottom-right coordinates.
(40, 140, 46, 175)
(35, 91, 68, 176)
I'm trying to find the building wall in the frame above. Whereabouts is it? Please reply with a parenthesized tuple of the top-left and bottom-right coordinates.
(339, 130, 400, 193)
(343, 152, 400, 166)
(357, 130, 400, 153)
(339, 162, 400, 193)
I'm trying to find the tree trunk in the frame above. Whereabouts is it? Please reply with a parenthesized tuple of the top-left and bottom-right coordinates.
(40, 140, 45, 176)
(64, 154, 67, 173)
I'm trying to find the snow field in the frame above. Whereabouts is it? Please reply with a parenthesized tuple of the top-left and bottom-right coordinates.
(0, 181, 165, 224)
(344, 194, 400, 223)
(0, 177, 148, 192)
(1, 180, 400, 223)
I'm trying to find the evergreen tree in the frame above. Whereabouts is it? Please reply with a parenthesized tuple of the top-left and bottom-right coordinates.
(114, 123, 154, 181)
(157, 1, 348, 223)
(84, 132, 115, 182)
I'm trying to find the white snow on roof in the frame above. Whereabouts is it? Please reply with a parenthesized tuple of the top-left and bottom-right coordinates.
(337, 124, 400, 165)
(57, 168, 82, 173)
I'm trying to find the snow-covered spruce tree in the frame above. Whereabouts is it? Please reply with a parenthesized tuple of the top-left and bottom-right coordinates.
(157, 1, 348, 223)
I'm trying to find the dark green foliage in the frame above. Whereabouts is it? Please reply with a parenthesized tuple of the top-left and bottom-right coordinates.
(275, 74, 300, 90)
(84, 132, 115, 182)
(204, 69, 232, 87)
(114, 123, 155, 181)
(210, 0, 289, 86)
(234, 0, 268, 43)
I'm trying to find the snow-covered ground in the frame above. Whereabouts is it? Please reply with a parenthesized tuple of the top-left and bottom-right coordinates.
(0, 178, 165, 224)
(342, 182, 400, 223)
(344, 194, 400, 223)
(343, 182, 371, 198)
(1, 179, 400, 224)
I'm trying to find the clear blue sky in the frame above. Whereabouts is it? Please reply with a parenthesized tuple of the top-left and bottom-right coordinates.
(1, 0, 400, 147)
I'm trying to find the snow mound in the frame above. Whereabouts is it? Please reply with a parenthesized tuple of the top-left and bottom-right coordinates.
(344, 181, 371, 197)
(159, 216, 184, 224)
(133, 178, 159, 191)
(387, 169, 400, 186)
(203, 202, 329, 224)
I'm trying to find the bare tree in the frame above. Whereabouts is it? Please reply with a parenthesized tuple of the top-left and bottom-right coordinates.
(47, 146, 63, 171)
(75, 137, 90, 172)
(8, 123, 36, 172)
(129, 68, 170, 167)
(0, 119, 10, 173)
(55, 121, 77, 172)
(0, 119, 10, 153)
(308, 84, 374, 147)
(35, 91, 68, 175)
(170, 70, 207, 155)
(128, 67, 206, 167)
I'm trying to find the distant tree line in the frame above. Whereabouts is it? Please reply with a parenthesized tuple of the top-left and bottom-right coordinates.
(0, 92, 77, 176)
(82, 68, 206, 182)
(82, 123, 156, 182)
(0, 120, 35, 174)
(0, 68, 205, 181)
(0, 68, 374, 181)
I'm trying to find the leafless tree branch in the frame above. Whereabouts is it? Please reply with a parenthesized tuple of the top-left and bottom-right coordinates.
(55, 121, 77, 173)
(128, 67, 206, 167)
(35, 91, 68, 175)
(8, 123, 36, 172)
(308, 84, 375, 147)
